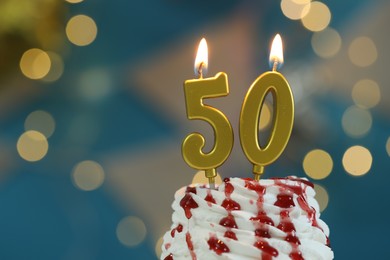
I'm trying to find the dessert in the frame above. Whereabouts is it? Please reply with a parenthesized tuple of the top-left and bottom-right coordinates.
(161, 176, 333, 260)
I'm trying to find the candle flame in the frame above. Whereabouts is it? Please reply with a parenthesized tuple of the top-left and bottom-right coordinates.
(269, 34, 284, 71)
(194, 38, 208, 77)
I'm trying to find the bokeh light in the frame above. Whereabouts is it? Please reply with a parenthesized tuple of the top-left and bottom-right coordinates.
(301, 1, 331, 32)
(303, 149, 333, 179)
(342, 145, 372, 176)
(280, 0, 311, 20)
(66, 15, 97, 46)
(386, 137, 390, 156)
(20, 48, 51, 80)
(42, 52, 64, 82)
(314, 184, 329, 212)
(342, 106, 372, 138)
(192, 170, 223, 185)
(259, 101, 272, 130)
(155, 236, 164, 258)
(116, 216, 147, 247)
(348, 37, 377, 67)
(24, 110, 56, 138)
(17, 130, 49, 162)
(352, 79, 381, 109)
(311, 27, 342, 58)
(72, 160, 105, 191)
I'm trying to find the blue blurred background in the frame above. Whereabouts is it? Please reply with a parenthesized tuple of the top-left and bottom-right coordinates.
(0, 0, 389, 259)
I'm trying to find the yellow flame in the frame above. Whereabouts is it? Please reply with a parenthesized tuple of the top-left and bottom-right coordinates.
(194, 38, 208, 77)
(269, 34, 284, 69)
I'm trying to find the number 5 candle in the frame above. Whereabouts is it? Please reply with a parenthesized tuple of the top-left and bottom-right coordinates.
(182, 38, 234, 188)
(240, 34, 294, 180)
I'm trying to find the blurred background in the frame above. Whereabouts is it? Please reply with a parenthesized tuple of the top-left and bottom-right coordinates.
(0, 0, 389, 259)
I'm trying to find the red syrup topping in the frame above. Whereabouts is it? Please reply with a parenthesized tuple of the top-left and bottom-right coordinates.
(224, 230, 237, 240)
(221, 179, 241, 211)
(165, 243, 171, 249)
(186, 186, 197, 194)
(254, 240, 278, 258)
(180, 186, 199, 219)
(207, 236, 230, 255)
(255, 226, 271, 238)
(274, 193, 295, 208)
(205, 189, 216, 205)
(250, 212, 274, 226)
(245, 179, 266, 196)
(274, 183, 304, 259)
(170, 224, 183, 237)
(219, 214, 237, 228)
(221, 199, 240, 211)
(285, 234, 300, 245)
(186, 232, 196, 260)
(164, 253, 173, 260)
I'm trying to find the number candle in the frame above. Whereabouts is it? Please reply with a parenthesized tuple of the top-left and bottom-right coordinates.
(182, 38, 234, 189)
(239, 34, 294, 181)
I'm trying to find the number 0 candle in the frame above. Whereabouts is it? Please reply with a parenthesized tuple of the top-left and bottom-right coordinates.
(239, 34, 294, 180)
(182, 38, 234, 188)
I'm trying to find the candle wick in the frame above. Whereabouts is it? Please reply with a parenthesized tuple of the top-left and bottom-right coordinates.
(197, 62, 204, 79)
(272, 59, 278, 72)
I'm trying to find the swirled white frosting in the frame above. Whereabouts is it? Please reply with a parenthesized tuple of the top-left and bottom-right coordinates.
(161, 177, 334, 260)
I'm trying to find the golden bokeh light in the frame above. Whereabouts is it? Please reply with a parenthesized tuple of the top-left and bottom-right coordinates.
(301, 1, 331, 32)
(42, 52, 64, 82)
(303, 149, 333, 180)
(314, 184, 329, 212)
(342, 145, 372, 176)
(66, 15, 97, 46)
(352, 79, 381, 109)
(348, 37, 377, 67)
(342, 106, 372, 138)
(192, 170, 223, 185)
(24, 110, 56, 138)
(386, 137, 390, 156)
(311, 27, 342, 58)
(259, 101, 272, 130)
(281, 0, 311, 20)
(72, 160, 105, 191)
(17, 130, 49, 162)
(66, 0, 84, 3)
(155, 236, 164, 258)
(116, 216, 147, 247)
(20, 48, 51, 80)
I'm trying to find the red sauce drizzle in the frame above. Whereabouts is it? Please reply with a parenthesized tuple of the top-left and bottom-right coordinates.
(254, 240, 278, 259)
(186, 232, 196, 260)
(221, 179, 241, 210)
(255, 226, 271, 238)
(219, 214, 237, 228)
(274, 180, 305, 259)
(164, 243, 171, 249)
(205, 189, 216, 206)
(274, 192, 295, 208)
(207, 236, 230, 255)
(170, 224, 183, 237)
(250, 212, 274, 226)
(224, 230, 237, 240)
(180, 187, 199, 219)
(164, 253, 173, 260)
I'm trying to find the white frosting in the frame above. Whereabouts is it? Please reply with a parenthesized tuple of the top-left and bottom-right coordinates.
(161, 177, 334, 260)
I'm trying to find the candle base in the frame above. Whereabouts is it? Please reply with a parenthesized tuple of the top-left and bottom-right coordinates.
(205, 168, 217, 189)
(253, 164, 264, 181)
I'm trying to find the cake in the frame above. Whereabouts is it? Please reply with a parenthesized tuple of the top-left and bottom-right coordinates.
(161, 176, 334, 259)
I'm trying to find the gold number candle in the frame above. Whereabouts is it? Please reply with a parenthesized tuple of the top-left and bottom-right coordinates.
(182, 38, 233, 188)
(240, 34, 294, 180)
